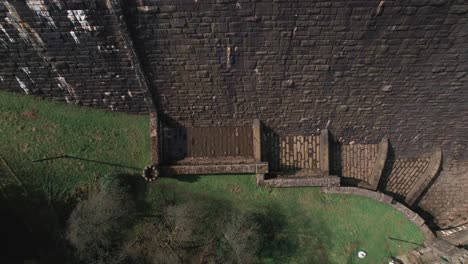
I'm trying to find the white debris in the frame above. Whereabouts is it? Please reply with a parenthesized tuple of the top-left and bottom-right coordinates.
(67, 10, 94, 31)
(16, 77, 29, 94)
(0, 24, 14, 43)
(0, 76, 4, 82)
(22, 67, 35, 83)
(97, 45, 119, 53)
(127, 90, 133, 97)
(22, 67, 31, 75)
(26, 0, 57, 28)
(69, 31, 80, 43)
(0, 37, 6, 47)
(4, 1, 44, 47)
(55, 76, 76, 98)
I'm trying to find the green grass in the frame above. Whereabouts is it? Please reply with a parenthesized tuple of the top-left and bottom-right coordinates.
(145, 175, 425, 264)
(0, 91, 425, 263)
(0, 91, 151, 200)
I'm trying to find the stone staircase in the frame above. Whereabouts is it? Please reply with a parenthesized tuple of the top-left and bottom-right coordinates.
(255, 128, 467, 260)
(379, 148, 442, 206)
(331, 138, 388, 190)
(257, 129, 340, 187)
(257, 128, 446, 203)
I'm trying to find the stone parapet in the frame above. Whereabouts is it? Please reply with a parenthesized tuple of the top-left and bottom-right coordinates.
(160, 162, 268, 176)
(256, 174, 340, 188)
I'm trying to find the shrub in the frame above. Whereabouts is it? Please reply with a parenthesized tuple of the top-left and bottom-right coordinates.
(66, 187, 135, 264)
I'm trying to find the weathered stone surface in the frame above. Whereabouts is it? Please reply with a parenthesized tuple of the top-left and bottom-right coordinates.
(419, 161, 468, 229)
(171, 18, 186, 28)
(381, 85, 392, 92)
(411, 0, 430, 7)
(449, 5, 468, 14)
(336, 105, 348, 112)
(258, 175, 340, 188)
(161, 163, 269, 176)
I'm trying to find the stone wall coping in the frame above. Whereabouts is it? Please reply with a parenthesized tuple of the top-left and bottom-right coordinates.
(161, 162, 268, 176)
(368, 138, 388, 190)
(319, 129, 330, 173)
(405, 147, 442, 205)
(256, 174, 340, 188)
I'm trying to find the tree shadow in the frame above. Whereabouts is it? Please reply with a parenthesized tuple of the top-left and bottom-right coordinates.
(253, 203, 332, 263)
(0, 182, 76, 263)
(134, 179, 333, 263)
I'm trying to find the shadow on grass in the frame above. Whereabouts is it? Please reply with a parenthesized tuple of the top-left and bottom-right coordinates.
(387, 236, 424, 247)
(164, 174, 201, 183)
(32, 154, 141, 170)
(253, 202, 332, 263)
(0, 182, 76, 263)
(137, 178, 333, 263)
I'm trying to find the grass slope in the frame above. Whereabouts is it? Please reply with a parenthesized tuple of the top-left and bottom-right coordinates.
(0, 91, 424, 263)
(0, 91, 151, 199)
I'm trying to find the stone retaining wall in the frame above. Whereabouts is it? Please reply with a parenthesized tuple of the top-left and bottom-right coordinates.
(256, 173, 340, 188)
(123, 0, 468, 161)
(161, 162, 268, 176)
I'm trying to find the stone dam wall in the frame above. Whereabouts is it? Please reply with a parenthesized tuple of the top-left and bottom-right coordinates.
(0, 0, 467, 228)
